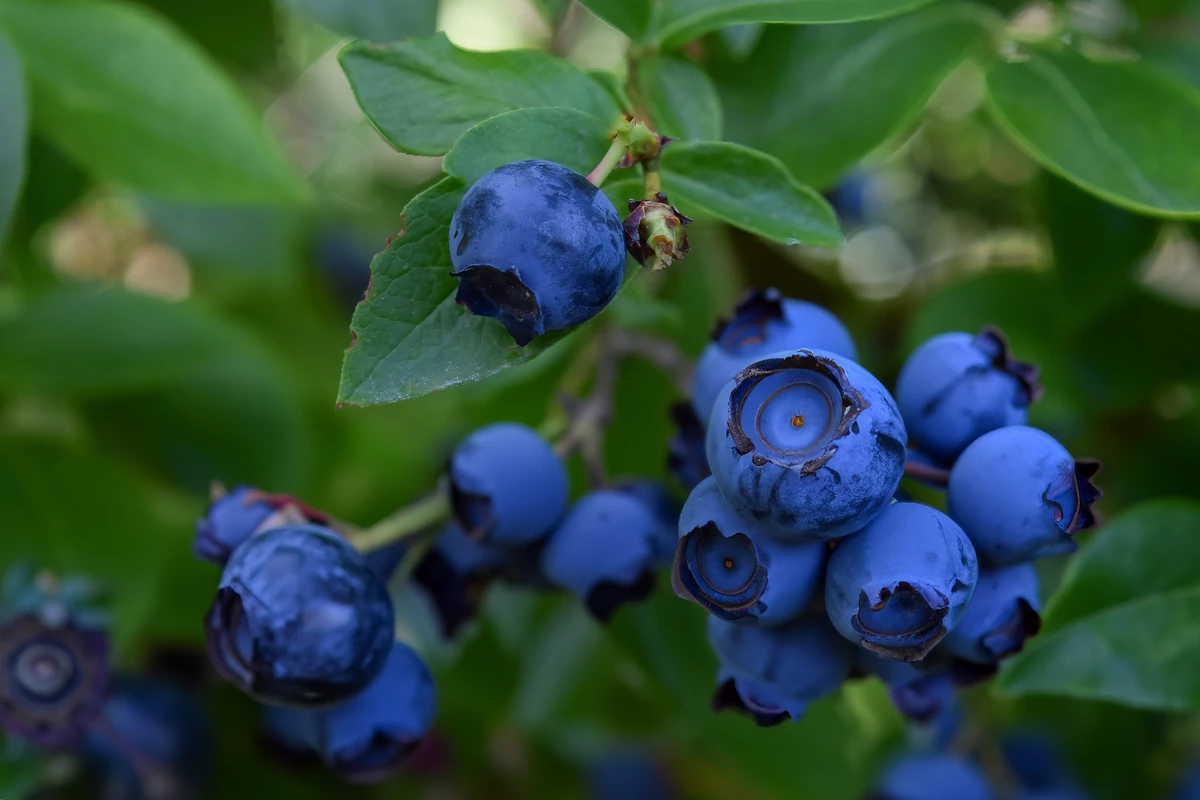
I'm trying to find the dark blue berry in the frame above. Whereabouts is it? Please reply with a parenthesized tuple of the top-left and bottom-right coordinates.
(1175, 768, 1200, 800)
(449, 159, 626, 346)
(708, 613, 855, 725)
(205, 525, 394, 708)
(674, 476, 825, 625)
(612, 478, 681, 565)
(192, 485, 274, 565)
(411, 521, 509, 638)
(1002, 734, 1086, 797)
(83, 675, 213, 800)
(943, 563, 1041, 663)
(692, 289, 856, 425)
(539, 490, 661, 622)
(666, 401, 711, 491)
(894, 327, 1041, 465)
(450, 422, 568, 547)
(706, 349, 906, 540)
(589, 749, 676, 800)
(948, 426, 1101, 564)
(870, 754, 994, 800)
(826, 503, 978, 661)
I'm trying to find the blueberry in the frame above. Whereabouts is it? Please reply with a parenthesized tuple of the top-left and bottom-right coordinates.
(1002, 735, 1086, 796)
(943, 563, 1041, 663)
(825, 503, 978, 661)
(589, 749, 676, 800)
(708, 613, 855, 726)
(692, 289, 857, 425)
(449, 159, 626, 346)
(1170, 767, 1200, 800)
(948, 426, 1102, 564)
(666, 402, 711, 491)
(410, 521, 510, 638)
(84, 675, 213, 799)
(260, 704, 319, 766)
(450, 422, 569, 547)
(540, 490, 662, 621)
(0, 613, 110, 748)
(894, 327, 1042, 465)
(869, 754, 994, 800)
(673, 476, 825, 625)
(706, 349, 906, 540)
(205, 525, 394, 708)
(297, 642, 436, 785)
(612, 478, 681, 565)
(192, 484, 274, 565)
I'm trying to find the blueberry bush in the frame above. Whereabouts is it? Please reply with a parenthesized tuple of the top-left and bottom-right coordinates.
(1, 0, 1200, 798)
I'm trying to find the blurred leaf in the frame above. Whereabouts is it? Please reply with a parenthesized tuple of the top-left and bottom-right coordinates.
(339, 178, 618, 405)
(652, 0, 942, 49)
(719, 22, 765, 58)
(0, 442, 175, 648)
(0, 0, 302, 204)
(285, 0, 437, 42)
(986, 48, 1200, 218)
(0, 32, 26, 246)
(997, 501, 1200, 709)
(0, 739, 40, 800)
(635, 56, 723, 141)
(512, 603, 605, 730)
(340, 33, 619, 156)
(1140, 36, 1200, 90)
(718, 3, 996, 189)
(580, 0, 653, 39)
(443, 107, 613, 185)
(1042, 174, 1161, 324)
(590, 69, 633, 111)
(140, 0, 278, 72)
(530, 0, 570, 25)
(14, 136, 88, 237)
(0, 286, 263, 396)
(661, 141, 842, 247)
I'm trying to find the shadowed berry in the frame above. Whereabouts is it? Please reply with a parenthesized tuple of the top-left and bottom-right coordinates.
(0, 612, 110, 749)
(869, 754, 994, 800)
(944, 563, 1041, 663)
(666, 402, 711, 491)
(1002, 734, 1090, 799)
(450, 422, 569, 547)
(589, 749, 677, 800)
(84, 675, 213, 800)
(1175, 768, 1200, 800)
(540, 490, 662, 622)
(205, 525, 394, 708)
(708, 613, 855, 725)
(894, 328, 1042, 465)
(706, 349, 906, 540)
(449, 159, 625, 346)
(692, 289, 857, 425)
(948, 426, 1101, 564)
(613, 479, 681, 565)
(673, 476, 825, 625)
(826, 503, 978, 661)
(260, 704, 319, 767)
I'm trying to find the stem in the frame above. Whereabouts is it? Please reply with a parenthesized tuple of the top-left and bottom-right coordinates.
(642, 156, 662, 200)
(587, 138, 626, 187)
(903, 459, 951, 487)
(352, 489, 451, 552)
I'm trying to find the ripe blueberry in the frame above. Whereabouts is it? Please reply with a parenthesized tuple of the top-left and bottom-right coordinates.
(943, 563, 1041, 663)
(825, 503, 978, 661)
(205, 525, 394, 708)
(692, 289, 856, 426)
(666, 402, 711, 491)
(706, 348, 906, 540)
(84, 675, 213, 798)
(539, 490, 662, 622)
(612, 478, 681, 565)
(589, 750, 675, 800)
(192, 485, 274, 565)
(894, 327, 1041, 465)
(673, 476, 825, 625)
(870, 754, 994, 800)
(450, 422, 568, 547)
(449, 159, 626, 346)
(708, 613, 855, 726)
(948, 426, 1101, 564)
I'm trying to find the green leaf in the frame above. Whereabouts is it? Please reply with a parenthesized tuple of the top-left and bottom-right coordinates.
(986, 49, 1200, 218)
(0, 32, 26, 246)
(660, 141, 842, 247)
(284, 0, 437, 42)
(0, 287, 259, 396)
(0, 0, 302, 204)
(443, 107, 613, 185)
(635, 56, 723, 141)
(717, 3, 996, 188)
(653, 0, 943, 49)
(997, 501, 1200, 710)
(579, 0, 653, 40)
(339, 178, 614, 405)
(339, 33, 619, 156)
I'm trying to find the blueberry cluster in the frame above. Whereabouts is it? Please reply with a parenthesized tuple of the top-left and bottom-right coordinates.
(0, 563, 213, 798)
(671, 289, 1102, 724)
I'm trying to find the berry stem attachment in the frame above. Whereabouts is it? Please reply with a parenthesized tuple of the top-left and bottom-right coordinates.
(903, 459, 951, 487)
(642, 156, 662, 200)
(586, 138, 626, 188)
(353, 488, 451, 552)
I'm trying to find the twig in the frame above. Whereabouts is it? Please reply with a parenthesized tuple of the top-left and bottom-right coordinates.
(903, 459, 951, 487)
(352, 488, 451, 552)
(607, 328, 694, 396)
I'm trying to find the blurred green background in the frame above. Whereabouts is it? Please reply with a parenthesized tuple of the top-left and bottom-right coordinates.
(1, 0, 1200, 797)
